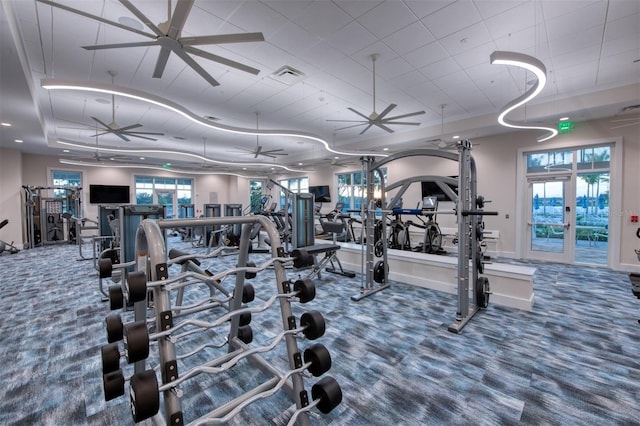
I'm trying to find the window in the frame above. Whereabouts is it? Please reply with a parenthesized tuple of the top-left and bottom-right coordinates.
(249, 180, 264, 213)
(51, 170, 82, 215)
(577, 146, 610, 170)
(135, 176, 154, 204)
(526, 150, 573, 173)
(134, 176, 193, 206)
(278, 177, 308, 210)
(336, 169, 386, 213)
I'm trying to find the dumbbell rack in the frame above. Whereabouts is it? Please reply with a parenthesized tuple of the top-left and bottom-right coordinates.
(101, 215, 341, 425)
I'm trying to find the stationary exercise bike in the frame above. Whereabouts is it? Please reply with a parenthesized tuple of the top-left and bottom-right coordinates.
(0, 219, 20, 254)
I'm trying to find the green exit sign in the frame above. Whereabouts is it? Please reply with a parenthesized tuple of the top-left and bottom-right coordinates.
(557, 121, 574, 132)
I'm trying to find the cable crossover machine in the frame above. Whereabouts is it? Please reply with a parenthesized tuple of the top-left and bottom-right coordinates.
(356, 140, 497, 333)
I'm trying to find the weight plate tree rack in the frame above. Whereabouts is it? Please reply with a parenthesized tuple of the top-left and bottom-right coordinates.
(101, 215, 341, 424)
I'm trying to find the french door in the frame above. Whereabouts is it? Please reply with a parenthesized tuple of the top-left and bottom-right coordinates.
(526, 175, 574, 263)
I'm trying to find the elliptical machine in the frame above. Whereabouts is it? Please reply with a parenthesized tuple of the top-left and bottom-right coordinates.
(413, 196, 446, 255)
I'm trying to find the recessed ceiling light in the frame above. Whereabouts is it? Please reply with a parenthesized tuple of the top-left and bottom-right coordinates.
(298, 162, 303, 166)
(1, 122, 11, 127)
(14, 139, 23, 143)
(559, 116, 570, 121)
(453, 135, 460, 139)
(63, 149, 70, 153)
(139, 157, 145, 160)
(242, 167, 247, 170)
(334, 156, 339, 159)
(382, 147, 389, 151)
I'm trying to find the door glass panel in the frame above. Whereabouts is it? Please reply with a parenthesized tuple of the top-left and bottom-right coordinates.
(575, 172, 609, 265)
(531, 181, 565, 253)
(156, 191, 175, 219)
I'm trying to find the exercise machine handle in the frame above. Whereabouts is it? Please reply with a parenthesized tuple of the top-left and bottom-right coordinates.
(461, 210, 498, 216)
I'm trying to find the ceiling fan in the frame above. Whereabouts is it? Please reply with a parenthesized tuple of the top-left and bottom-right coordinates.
(38, 0, 264, 87)
(92, 71, 164, 142)
(237, 113, 288, 159)
(318, 156, 356, 168)
(424, 104, 458, 150)
(328, 54, 425, 135)
(61, 124, 132, 163)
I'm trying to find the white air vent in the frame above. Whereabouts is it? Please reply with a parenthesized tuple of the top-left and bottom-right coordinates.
(269, 65, 306, 86)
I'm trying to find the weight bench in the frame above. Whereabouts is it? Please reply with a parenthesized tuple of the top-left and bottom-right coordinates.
(296, 243, 356, 280)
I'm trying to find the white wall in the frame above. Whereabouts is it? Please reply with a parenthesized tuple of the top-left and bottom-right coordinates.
(0, 148, 23, 246)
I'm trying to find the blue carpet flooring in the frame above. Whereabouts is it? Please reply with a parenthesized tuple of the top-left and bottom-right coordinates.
(0, 237, 639, 425)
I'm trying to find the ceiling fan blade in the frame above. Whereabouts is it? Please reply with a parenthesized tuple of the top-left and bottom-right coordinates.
(261, 150, 288, 156)
(116, 123, 143, 132)
(113, 132, 131, 142)
(82, 41, 158, 50)
(91, 116, 111, 129)
(326, 119, 368, 123)
(334, 122, 370, 131)
(347, 107, 371, 121)
(127, 131, 165, 136)
(254, 145, 263, 158)
(184, 46, 261, 75)
(180, 32, 265, 46)
(36, 0, 153, 38)
(382, 121, 422, 126)
(167, 0, 195, 39)
(359, 123, 374, 135)
(123, 133, 158, 141)
(373, 122, 395, 134)
(153, 46, 172, 78)
(375, 103, 397, 120)
(174, 50, 220, 86)
(383, 110, 426, 121)
(118, 0, 164, 36)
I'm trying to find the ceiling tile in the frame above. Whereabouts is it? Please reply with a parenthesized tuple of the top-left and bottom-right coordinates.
(383, 21, 436, 55)
(482, 2, 536, 40)
(543, 1, 608, 40)
(439, 21, 494, 56)
(287, 1, 353, 38)
(419, 0, 483, 39)
(332, 0, 384, 18)
(325, 20, 377, 56)
(267, 21, 321, 56)
(356, 1, 418, 39)
(473, 0, 527, 19)
(403, 41, 450, 69)
(403, 0, 455, 19)
(419, 57, 463, 80)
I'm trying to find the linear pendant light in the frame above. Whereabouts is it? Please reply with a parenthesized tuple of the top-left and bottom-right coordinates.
(490, 51, 558, 142)
(41, 79, 388, 158)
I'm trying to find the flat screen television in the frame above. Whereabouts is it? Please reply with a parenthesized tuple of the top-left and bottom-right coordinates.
(89, 184, 130, 204)
(308, 185, 331, 203)
(421, 179, 457, 202)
